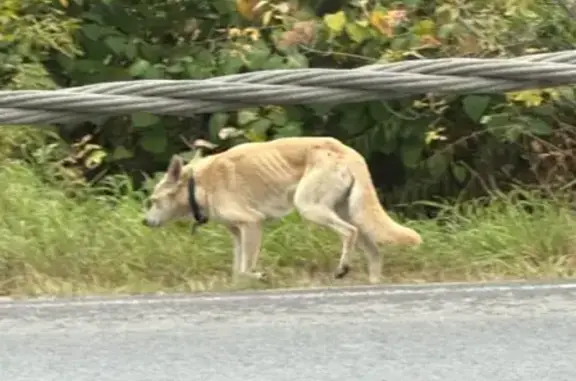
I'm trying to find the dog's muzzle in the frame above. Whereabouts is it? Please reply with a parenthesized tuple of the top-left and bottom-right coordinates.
(142, 218, 160, 227)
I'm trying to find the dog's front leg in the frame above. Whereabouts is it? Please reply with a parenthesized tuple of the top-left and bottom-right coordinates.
(238, 223, 267, 281)
(225, 225, 243, 281)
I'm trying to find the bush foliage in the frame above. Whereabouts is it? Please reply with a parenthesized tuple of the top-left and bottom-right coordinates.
(3, 0, 576, 203)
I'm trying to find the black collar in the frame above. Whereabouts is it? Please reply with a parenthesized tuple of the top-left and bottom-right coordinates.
(187, 175, 208, 233)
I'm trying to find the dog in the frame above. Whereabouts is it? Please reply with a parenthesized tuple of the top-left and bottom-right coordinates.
(142, 136, 422, 284)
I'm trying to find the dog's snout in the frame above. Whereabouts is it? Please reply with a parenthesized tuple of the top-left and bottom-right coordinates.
(142, 217, 162, 228)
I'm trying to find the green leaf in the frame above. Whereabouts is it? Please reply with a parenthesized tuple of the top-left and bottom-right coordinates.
(390, 37, 409, 50)
(212, 0, 234, 13)
(519, 115, 552, 136)
(105, 36, 126, 54)
(555, 86, 576, 102)
(308, 103, 335, 117)
(209, 112, 230, 141)
(373, 120, 399, 154)
(143, 65, 163, 79)
(267, 107, 288, 125)
(111, 146, 134, 161)
(402, 0, 422, 6)
(274, 121, 303, 138)
(368, 101, 390, 120)
(249, 118, 272, 133)
(85, 150, 108, 169)
(345, 23, 370, 43)
(219, 49, 244, 75)
(139, 42, 162, 62)
(180, 151, 200, 162)
(377, 136, 396, 154)
(531, 104, 555, 117)
(462, 95, 491, 123)
(195, 49, 214, 67)
(261, 55, 286, 70)
(128, 59, 151, 77)
(339, 104, 370, 135)
(285, 53, 309, 68)
(81, 12, 104, 24)
(244, 43, 271, 70)
(285, 105, 305, 121)
(238, 108, 260, 125)
(81, 24, 103, 41)
(491, 123, 523, 142)
(370, 124, 395, 153)
(411, 19, 436, 37)
(185, 63, 202, 78)
(480, 112, 512, 128)
(124, 43, 138, 60)
(244, 131, 266, 142)
(426, 153, 449, 179)
(246, 119, 272, 141)
(323, 11, 347, 34)
(451, 162, 468, 183)
(131, 112, 160, 128)
(166, 63, 185, 74)
(437, 24, 455, 39)
(401, 142, 423, 168)
(351, 134, 374, 157)
(140, 128, 167, 154)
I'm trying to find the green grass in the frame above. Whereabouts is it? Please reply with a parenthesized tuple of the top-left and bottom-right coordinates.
(0, 160, 575, 297)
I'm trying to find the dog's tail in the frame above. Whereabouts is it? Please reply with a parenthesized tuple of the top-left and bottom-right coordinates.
(346, 159, 422, 247)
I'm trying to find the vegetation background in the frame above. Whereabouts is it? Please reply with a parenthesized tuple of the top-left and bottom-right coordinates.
(2, 0, 576, 297)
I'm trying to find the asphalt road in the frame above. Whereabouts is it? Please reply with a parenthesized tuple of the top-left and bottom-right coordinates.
(2, 280, 576, 381)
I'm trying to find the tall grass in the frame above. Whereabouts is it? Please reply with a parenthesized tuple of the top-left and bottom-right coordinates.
(0, 160, 575, 297)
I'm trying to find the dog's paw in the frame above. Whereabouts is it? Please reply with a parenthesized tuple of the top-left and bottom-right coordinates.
(255, 272, 270, 283)
(244, 271, 269, 282)
(334, 264, 350, 279)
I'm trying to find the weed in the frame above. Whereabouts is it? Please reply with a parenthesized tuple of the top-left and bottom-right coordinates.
(0, 161, 575, 297)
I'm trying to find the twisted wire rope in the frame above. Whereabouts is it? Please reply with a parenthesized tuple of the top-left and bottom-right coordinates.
(2, 50, 576, 125)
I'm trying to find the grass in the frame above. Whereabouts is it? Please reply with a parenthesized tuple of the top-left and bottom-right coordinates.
(0, 160, 575, 298)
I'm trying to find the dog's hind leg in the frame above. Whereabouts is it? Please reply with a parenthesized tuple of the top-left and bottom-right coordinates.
(293, 166, 358, 279)
(356, 233, 382, 284)
(334, 202, 383, 284)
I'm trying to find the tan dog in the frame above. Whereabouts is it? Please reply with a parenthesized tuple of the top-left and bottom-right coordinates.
(143, 136, 422, 283)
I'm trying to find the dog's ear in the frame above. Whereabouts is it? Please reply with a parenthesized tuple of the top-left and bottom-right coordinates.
(167, 155, 183, 182)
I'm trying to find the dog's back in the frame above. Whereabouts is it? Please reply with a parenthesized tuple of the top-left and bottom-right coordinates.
(193, 136, 420, 243)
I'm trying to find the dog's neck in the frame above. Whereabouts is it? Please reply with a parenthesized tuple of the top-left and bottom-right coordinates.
(186, 174, 208, 233)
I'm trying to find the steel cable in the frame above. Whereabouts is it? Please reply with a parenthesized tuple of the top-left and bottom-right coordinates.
(2, 50, 576, 125)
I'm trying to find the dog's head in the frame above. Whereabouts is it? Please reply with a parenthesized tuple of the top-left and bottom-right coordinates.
(143, 139, 217, 229)
(142, 155, 191, 228)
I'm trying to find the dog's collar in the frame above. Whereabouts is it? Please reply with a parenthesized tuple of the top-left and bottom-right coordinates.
(187, 174, 208, 233)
